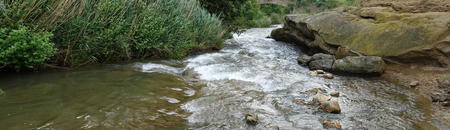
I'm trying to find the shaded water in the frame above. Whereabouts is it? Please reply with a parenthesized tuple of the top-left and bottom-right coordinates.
(0, 26, 447, 129)
(0, 66, 197, 129)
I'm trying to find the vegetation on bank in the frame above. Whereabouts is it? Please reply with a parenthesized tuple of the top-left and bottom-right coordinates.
(0, 0, 224, 71)
(199, 0, 289, 30)
(198, 0, 357, 29)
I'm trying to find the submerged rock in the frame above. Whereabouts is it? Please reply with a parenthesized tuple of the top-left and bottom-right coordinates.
(245, 114, 259, 125)
(0, 89, 4, 96)
(322, 121, 342, 129)
(333, 56, 385, 74)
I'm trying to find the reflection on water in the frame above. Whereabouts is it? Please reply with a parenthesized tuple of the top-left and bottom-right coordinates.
(0, 65, 196, 129)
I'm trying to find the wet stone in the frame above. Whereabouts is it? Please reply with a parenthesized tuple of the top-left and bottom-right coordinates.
(323, 73, 334, 79)
(313, 93, 331, 104)
(316, 70, 325, 74)
(330, 92, 340, 97)
(245, 114, 259, 125)
(320, 100, 341, 114)
(322, 121, 342, 129)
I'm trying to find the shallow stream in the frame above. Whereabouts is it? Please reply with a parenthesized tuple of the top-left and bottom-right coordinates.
(0, 26, 447, 130)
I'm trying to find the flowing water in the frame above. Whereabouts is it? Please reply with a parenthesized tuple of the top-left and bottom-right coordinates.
(0, 26, 447, 130)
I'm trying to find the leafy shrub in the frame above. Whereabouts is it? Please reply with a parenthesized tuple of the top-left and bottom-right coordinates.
(0, 25, 55, 70)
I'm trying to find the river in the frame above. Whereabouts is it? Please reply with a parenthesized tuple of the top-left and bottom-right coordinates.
(0, 26, 447, 130)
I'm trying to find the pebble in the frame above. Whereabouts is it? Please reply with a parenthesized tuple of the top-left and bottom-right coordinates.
(323, 73, 334, 79)
(409, 81, 419, 88)
(330, 92, 340, 97)
(316, 70, 325, 74)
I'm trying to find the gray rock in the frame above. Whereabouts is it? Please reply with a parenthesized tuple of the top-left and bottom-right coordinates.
(333, 56, 385, 74)
(312, 53, 334, 60)
(297, 55, 312, 66)
(309, 59, 334, 71)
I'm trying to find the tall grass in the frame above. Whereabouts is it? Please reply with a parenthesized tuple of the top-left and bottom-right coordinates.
(1, 0, 224, 69)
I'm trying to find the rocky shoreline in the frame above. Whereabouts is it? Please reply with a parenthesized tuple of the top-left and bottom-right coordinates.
(270, 1, 450, 108)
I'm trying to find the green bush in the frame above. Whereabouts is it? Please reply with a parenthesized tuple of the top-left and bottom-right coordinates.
(0, 0, 225, 66)
(0, 25, 55, 70)
(260, 4, 288, 24)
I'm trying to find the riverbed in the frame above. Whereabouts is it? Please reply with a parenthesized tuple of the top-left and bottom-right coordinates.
(0, 26, 447, 129)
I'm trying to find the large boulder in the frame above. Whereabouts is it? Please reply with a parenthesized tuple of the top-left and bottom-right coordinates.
(333, 56, 385, 74)
(271, 7, 450, 67)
